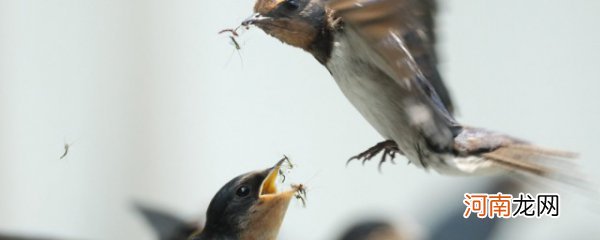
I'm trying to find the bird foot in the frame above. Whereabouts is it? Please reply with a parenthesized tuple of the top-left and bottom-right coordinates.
(347, 140, 403, 172)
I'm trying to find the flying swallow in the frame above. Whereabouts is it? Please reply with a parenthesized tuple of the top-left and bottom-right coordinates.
(240, 0, 578, 180)
(190, 159, 302, 240)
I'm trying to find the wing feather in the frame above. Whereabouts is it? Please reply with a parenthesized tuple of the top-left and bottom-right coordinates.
(329, 0, 453, 112)
(329, 0, 459, 149)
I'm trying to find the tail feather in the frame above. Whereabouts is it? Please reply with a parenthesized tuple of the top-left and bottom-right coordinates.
(481, 145, 577, 178)
(503, 144, 578, 159)
(455, 127, 582, 183)
(454, 127, 600, 209)
(482, 150, 549, 177)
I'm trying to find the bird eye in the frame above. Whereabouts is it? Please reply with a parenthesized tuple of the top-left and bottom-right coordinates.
(282, 0, 299, 10)
(236, 186, 250, 197)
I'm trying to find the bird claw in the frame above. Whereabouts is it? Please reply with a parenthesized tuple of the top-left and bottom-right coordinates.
(347, 140, 402, 172)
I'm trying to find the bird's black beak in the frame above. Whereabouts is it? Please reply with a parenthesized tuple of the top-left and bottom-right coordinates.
(241, 13, 272, 27)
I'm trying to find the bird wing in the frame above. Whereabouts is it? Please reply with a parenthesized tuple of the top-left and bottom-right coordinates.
(328, 0, 454, 113)
(328, 0, 459, 149)
(327, 0, 581, 181)
(135, 203, 199, 240)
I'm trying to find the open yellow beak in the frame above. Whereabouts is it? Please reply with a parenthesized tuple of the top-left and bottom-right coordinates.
(242, 158, 299, 240)
(259, 158, 284, 197)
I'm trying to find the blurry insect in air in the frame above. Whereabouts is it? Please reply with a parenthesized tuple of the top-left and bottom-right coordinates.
(292, 184, 307, 207)
(59, 137, 80, 160)
(60, 143, 70, 160)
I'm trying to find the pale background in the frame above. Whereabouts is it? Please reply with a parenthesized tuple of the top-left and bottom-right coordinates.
(1, 0, 599, 239)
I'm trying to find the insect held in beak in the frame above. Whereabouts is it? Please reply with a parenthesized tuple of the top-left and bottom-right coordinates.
(218, 26, 247, 66)
(218, 27, 244, 50)
(292, 183, 307, 207)
(278, 155, 296, 183)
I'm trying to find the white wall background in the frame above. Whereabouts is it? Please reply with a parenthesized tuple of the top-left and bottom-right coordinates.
(1, 0, 599, 239)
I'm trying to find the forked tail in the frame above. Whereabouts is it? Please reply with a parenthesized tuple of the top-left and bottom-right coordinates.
(454, 127, 581, 183)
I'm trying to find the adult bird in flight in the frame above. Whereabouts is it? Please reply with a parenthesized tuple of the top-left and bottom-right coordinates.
(241, 0, 577, 180)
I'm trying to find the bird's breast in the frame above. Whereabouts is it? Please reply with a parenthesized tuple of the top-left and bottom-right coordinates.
(325, 32, 429, 165)
(323, 32, 498, 175)
(326, 53, 397, 139)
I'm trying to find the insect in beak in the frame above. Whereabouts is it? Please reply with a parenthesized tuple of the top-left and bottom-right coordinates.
(292, 183, 307, 207)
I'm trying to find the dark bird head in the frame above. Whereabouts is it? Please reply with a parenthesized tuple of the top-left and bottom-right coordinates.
(242, 0, 333, 63)
(192, 159, 298, 240)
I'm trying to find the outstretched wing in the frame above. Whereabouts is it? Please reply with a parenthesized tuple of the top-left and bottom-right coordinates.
(329, 0, 454, 113)
(329, 0, 459, 149)
(412, 0, 454, 113)
(328, 0, 581, 181)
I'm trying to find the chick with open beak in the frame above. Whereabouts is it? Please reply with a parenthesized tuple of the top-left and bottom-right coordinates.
(190, 158, 302, 240)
